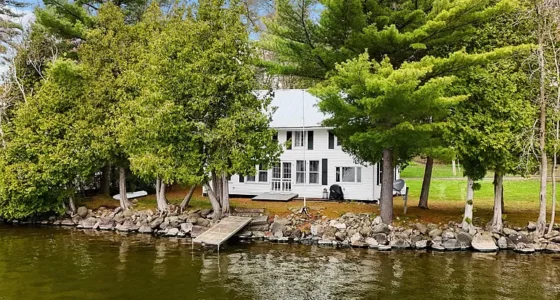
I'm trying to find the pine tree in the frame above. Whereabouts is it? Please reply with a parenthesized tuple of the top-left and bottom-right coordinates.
(265, 0, 528, 223)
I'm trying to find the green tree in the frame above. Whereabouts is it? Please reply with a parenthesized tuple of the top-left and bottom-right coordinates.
(117, 0, 281, 216)
(76, 3, 143, 209)
(448, 61, 535, 231)
(0, 59, 102, 218)
(263, 0, 526, 223)
(312, 47, 526, 224)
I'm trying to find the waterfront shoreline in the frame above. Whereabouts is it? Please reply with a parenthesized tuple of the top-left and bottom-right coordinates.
(3, 206, 560, 254)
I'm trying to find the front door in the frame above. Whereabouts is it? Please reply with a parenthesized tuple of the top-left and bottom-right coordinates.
(271, 162, 292, 192)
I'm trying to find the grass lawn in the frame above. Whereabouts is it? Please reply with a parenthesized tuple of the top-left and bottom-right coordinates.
(401, 160, 497, 179)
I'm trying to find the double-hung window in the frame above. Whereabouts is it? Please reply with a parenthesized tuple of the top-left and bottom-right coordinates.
(294, 131, 305, 148)
(296, 160, 306, 183)
(247, 165, 268, 182)
(258, 164, 268, 182)
(309, 161, 319, 184)
(336, 167, 362, 183)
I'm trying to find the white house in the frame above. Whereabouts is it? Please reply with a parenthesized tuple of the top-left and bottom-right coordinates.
(228, 89, 401, 201)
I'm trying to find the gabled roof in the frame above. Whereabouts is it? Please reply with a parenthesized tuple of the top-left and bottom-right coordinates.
(263, 89, 326, 129)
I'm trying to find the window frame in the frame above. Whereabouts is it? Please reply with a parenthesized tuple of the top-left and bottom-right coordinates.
(296, 160, 306, 184)
(293, 131, 306, 148)
(335, 166, 362, 183)
(309, 160, 320, 184)
(258, 164, 268, 182)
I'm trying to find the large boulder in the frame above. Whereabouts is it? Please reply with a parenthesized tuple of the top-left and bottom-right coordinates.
(180, 222, 193, 234)
(61, 218, 75, 226)
(443, 239, 461, 251)
(270, 221, 286, 235)
(442, 230, 455, 241)
(415, 240, 428, 249)
(138, 225, 152, 234)
(166, 228, 180, 236)
(329, 220, 347, 230)
(359, 226, 372, 237)
(77, 206, 88, 218)
(503, 228, 517, 236)
(197, 218, 210, 227)
(428, 229, 442, 238)
(365, 237, 379, 248)
(200, 209, 213, 218)
(372, 223, 390, 234)
(545, 243, 560, 253)
(374, 233, 388, 245)
(350, 233, 363, 245)
(527, 221, 537, 231)
(415, 223, 428, 235)
(471, 235, 498, 252)
(390, 238, 410, 249)
(98, 218, 115, 230)
(310, 224, 325, 237)
(514, 243, 535, 254)
(80, 217, 98, 229)
(456, 232, 473, 249)
(430, 241, 445, 251)
(335, 231, 346, 241)
(509, 233, 530, 245)
(150, 217, 164, 229)
(497, 237, 508, 249)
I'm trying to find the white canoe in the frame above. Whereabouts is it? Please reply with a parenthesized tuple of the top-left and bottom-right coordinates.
(112, 190, 148, 200)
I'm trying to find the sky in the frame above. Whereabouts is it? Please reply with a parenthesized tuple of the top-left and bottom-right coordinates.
(0, 1, 38, 76)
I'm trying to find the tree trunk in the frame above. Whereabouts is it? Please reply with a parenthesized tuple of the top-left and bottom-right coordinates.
(380, 148, 394, 224)
(462, 177, 474, 230)
(119, 167, 130, 210)
(492, 173, 503, 232)
(155, 177, 160, 203)
(157, 180, 168, 212)
(211, 171, 222, 204)
(221, 173, 230, 216)
(204, 183, 222, 220)
(68, 194, 76, 215)
(537, 37, 548, 236)
(418, 156, 433, 209)
(100, 163, 111, 196)
(549, 154, 557, 234)
(180, 185, 196, 211)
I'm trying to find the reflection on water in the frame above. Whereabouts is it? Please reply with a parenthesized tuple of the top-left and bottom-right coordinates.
(0, 226, 560, 300)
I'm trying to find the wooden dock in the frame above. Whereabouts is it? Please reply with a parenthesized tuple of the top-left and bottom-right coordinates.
(193, 216, 253, 246)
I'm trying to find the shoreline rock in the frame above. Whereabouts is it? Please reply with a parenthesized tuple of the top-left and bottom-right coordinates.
(5, 208, 560, 254)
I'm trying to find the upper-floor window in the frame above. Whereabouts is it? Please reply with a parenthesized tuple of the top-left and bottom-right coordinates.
(294, 131, 305, 147)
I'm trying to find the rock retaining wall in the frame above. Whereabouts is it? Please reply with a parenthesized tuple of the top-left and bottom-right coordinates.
(3, 207, 560, 254)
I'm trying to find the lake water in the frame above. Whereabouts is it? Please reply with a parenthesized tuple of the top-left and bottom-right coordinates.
(1, 226, 559, 300)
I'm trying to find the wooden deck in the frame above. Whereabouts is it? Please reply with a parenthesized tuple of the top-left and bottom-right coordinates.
(252, 192, 298, 202)
(192, 216, 253, 246)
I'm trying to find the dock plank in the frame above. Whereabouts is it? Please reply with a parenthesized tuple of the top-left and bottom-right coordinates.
(192, 216, 252, 246)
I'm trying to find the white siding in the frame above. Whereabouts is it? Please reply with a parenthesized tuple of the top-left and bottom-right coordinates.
(227, 128, 401, 201)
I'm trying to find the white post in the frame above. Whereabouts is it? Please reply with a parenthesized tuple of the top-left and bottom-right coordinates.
(302, 89, 307, 209)
(452, 160, 456, 176)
